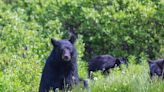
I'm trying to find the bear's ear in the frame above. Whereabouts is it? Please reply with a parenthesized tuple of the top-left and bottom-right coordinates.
(124, 56, 128, 61)
(157, 59, 164, 69)
(162, 59, 164, 65)
(51, 38, 60, 47)
(123, 57, 128, 63)
(148, 59, 153, 65)
(69, 35, 76, 44)
(162, 59, 164, 68)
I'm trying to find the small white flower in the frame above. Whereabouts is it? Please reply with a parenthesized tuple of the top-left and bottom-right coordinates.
(55, 88, 59, 92)
(93, 77, 98, 81)
(122, 71, 125, 74)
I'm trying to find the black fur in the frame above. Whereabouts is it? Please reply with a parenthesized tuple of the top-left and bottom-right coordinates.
(88, 55, 128, 78)
(39, 35, 87, 92)
(148, 59, 164, 79)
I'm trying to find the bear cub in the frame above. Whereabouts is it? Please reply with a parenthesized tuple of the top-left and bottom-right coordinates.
(148, 59, 164, 79)
(88, 55, 128, 78)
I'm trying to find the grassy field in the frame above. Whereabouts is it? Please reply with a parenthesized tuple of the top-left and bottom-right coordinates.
(73, 63, 164, 92)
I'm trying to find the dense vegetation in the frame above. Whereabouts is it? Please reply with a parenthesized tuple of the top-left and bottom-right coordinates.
(0, 0, 163, 92)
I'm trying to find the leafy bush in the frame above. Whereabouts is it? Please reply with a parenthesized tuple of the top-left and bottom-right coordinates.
(39, 0, 163, 60)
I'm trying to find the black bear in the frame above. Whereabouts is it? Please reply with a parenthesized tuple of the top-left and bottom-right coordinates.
(148, 59, 164, 79)
(39, 35, 87, 92)
(88, 55, 128, 78)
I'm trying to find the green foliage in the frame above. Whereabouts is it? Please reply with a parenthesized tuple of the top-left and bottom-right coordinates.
(43, 0, 164, 60)
(0, 0, 163, 92)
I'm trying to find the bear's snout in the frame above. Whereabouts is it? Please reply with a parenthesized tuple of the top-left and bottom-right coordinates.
(62, 49, 71, 61)
(62, 55, 71, 61)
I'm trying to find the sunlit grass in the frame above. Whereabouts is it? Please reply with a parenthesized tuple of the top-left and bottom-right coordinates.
(73, 64, 164, 92)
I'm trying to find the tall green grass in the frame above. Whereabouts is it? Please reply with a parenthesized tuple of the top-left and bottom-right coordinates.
(73, 63, 164, 92)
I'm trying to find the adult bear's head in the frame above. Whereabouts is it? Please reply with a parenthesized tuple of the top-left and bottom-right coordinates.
(51, 35, 76, 62)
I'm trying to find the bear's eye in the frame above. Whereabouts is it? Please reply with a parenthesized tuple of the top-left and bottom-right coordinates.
(65, 47, 71, 51)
